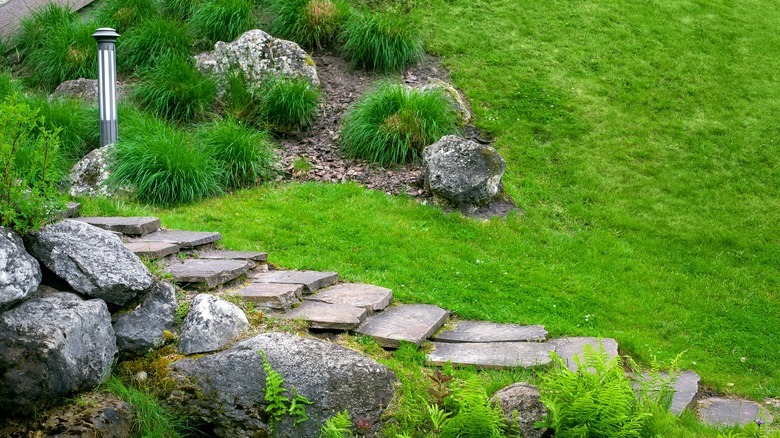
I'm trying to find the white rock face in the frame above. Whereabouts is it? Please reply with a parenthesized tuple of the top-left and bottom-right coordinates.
(178, 294, 249, 355)
(68, 144, 117, 198)
(0, 226, 41, 310)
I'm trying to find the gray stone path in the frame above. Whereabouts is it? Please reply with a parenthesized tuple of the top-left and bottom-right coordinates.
(428, 341, 555, 368)
(286, 301, 367, 330)
(430, 321, 547, 343)
(137, 229, 222, 249)
(231, 283, 303, 311)
(697, 397, 773, 426)
(250, 270, 338, 294)
(200, 250, 268, 262)
(125, 241, 179, 259)
(165, 259, 251, 288)
(549, 337, 619, 372)
(356, 304, 449, 348)
(305, 283, 392, 314)
(74, 217, 160, 236)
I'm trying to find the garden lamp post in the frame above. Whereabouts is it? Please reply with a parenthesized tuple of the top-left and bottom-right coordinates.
(92, 27, 120, 147)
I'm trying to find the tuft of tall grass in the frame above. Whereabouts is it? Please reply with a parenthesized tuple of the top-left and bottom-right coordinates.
(15, 3, 74, 54)
(0, 70, 24, 100)
(131, 53, 217, 123)
(108, 114, 224, 205)
(223, 69, 261, 123)
(197, 118, 279, 189)
(161, 0, 200, 21)
(268, 0, 350, 49)
(340, 10, 423, 72)
(340, 81, 459, 165)
(93, 0, 161, 33)
(118, 16, 194, 73)
(103, 376, 190, 437)
(189, 0, 255, 44)
(256, 75, 321, 133)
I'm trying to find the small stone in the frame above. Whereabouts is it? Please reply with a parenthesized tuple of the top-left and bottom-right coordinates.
(492, 382, 548, 438)
(179, 294, 250, 355)
(305, 283, 392, 313)
(65, 202, 81, 218)
(427, 341, 554, 368)
(135, 371, 148, 383)
(285, 301, 367, 330)
(431, 321, 547, 343)
(697, 397, 773, 427)
(356, 304, 449, 348)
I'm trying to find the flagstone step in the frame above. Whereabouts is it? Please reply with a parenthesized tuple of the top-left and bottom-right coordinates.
(125, 241, 180, 259)
(356, 304, 449, 348)
(285, 301, 367, 330)
(199, 250, 268, 263)
(427, 341, 555, 369)
(74, 216, 160, 236)
(697, 397, 773, 426)
(549, 337, 619, 372)
(65, 202, 81, 218)
(249, 270, 338, 294)
(165, 259, 251, 289)
(430, 321, 547, 343)
(136, 229, 222, 249)
(231, 283, 303, 311)
(305, 283, 392, 314)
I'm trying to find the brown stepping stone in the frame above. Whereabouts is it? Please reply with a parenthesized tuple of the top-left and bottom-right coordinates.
(124, 241, 179, 259)
(356, 304, 449, 348)
(427, 341, 555, 368)
(74, 216, 160, 236)
(697, 397, 773, 426)
(249, 270, 338, 294)
(165, 259, 251, 288)
(285, 301, 367, 330)
(549, 337, 619, 373)
(430, 321, 547, 343)
(305, 283, 392, 313)
(139, 229, 221, 249)
(232, 283, 303, 310)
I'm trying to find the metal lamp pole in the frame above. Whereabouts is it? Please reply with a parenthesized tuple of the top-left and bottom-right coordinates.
(92, 28, 120, 147)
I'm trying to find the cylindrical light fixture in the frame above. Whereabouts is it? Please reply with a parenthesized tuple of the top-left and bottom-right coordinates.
(92, 28, 120, 147)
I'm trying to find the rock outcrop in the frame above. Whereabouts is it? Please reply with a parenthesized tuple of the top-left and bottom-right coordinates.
(51, 78, 127, 103)
(0, 226, 41, 310)
(113, 281, 177, 356)
(68, 144, 116, 198)
(178, 293, 249, 355)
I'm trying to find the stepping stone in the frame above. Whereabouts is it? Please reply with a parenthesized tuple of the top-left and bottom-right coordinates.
(139, 229, 221, 249)
(231, 283, 303, 311)
(65, 202, 81, 218)
(634, 371, 700, 415)
(305, 283, 392, 313)
(356, 304, 449, 348)
(249, 270, 338, 294)
(697, 397, 773, 426)
(124, 241, 179, 259)
(165, 259, 251, 289)
(549, 337, 619, 373)
(285, 301, 367, 330)
(200, 250, 268, 262)
(430, 321, 547, 343)
(427, 341, 555, 368)
(74, 216, 160, 236)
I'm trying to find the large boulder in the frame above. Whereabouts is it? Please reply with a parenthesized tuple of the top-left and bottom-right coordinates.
(68, 144, 116, 198)
(113, 281, 177, 356)
(0, 226, 41, 310)
(169, 333, 398, 437)
(194, 29, 319, 87)
(178, 293, 249, 355)
(423, 135, 506, 208)
(492, 382, 550, 438)
(0, 289, 117, 414)
(26, 220, 153, 306)
(51, 78, 127, 104)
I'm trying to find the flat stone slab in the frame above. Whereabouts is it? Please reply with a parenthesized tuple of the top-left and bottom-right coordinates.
(549, 337, 619, 372)
(73, 216, 160, 236)
(250, 270, 338, 294)
(305, 283, 392, 313)
(124, 241, 180, 259)
(427, 341, 555, 368)
(285, 301, 367, 330)
(231, 283, 303, 310)
(697, 397, 773, 426)
(65, 202, 81, 218)
(165, 259, 251, 288)
(200, 250, 268, 262)
(430, 321, 547, 343)
(356, 304, 450, 348)
(138, 229, 221, 249)
(668, 371, 700, 414)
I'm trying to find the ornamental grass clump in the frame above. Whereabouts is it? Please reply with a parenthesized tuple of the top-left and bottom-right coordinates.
(93, 0, 160, 33)
(131, 53, 216, 123)
(189, 0, 255, 44)
(340, 81, 459, 165)
(341, 11, 423, 72)
(268, 0, 350, 49)
(161, 0, 199, 21)
(256, 75, 321, 133)
(118, 16, 194, 73)
(26, 95, 100, 169)
(15, 3, 73, 54)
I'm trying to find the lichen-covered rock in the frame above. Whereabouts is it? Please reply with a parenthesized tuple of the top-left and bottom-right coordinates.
(113, 281, 177, 356)
(194, 29, 319, 87)
(0, 290, 117, 414)
(68, 144, 116, 198)
(51, 78, 127, 103)
(0, 226, 41, 310)
(421, 79, 471, 124)
(169, 333, 397, 438)
(178, 293, 249, 355)
(492, 382, 550, 438)
(423, 135, 506, 207)
(26, 220, 153, 306)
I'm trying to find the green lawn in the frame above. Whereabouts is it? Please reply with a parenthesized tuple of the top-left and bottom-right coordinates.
(82, 0, 780, 402)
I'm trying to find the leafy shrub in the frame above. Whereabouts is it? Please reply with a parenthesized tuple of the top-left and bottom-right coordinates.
(340, 11, 422, 72)
(189, 0, 255, 44)
(131, 53, 217, 123)
(0, 96, 65, 233)
(339, 81, 459, 165)
(438, 376, 506, 438)
(93, 0, 160, 33)
(162, 0, 200, 21)
(118, 17, 194, 73)
(268, 0, 350, 49)
(256, 75, 321, 133)
(15, 3, 74, 54)
(197, 118, 279, 189)
(108, 114, 223, 205)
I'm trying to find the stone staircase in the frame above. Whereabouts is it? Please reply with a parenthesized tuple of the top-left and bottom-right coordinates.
(65, 210, 776, 428)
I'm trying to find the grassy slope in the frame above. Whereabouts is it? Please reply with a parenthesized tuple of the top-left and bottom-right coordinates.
(82, 0, 780, 399)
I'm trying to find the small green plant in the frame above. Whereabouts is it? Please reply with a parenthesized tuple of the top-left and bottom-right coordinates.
(93, 0, 161, 33)
(196, 118, 279, 189)
(428, 368, 454, 407)
(131, 53, 217, 123)
(319, 410, 353, 437)
(268, 0, 350, 49)
(189, 0, 255, 44)
(426, 402, 452, 433)
(255, 75, 321, 133)
(340, 81, 459, 165)
(292, 156, 312, 175)
(438, 375, 506, 438)
(118, 16, 194, 73)
(340, 10, 423, 72)
(259, 350, 312, 431)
